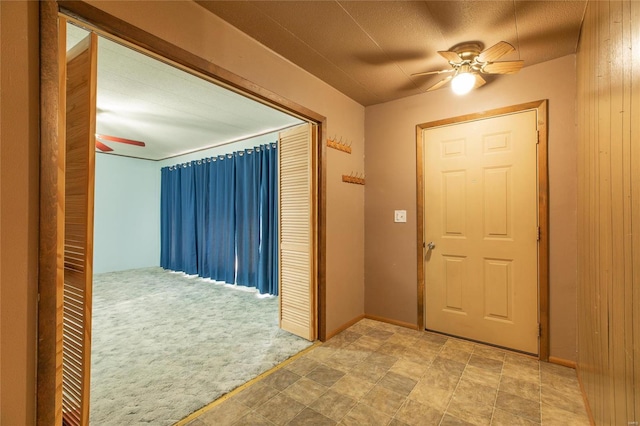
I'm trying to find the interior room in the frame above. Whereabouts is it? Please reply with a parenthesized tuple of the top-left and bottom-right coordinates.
(1, 0, 638, 425)
(63, 22, 320, 424)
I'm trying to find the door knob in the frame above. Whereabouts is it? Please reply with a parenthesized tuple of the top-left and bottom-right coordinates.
(426, 241, 436, 250)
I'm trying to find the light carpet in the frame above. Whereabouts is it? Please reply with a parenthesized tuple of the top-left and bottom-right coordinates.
(89, 267, 313, 425)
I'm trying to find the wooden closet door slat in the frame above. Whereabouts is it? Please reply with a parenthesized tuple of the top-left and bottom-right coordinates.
(279, 124, 316, 341)
(62, 28, 97, 426)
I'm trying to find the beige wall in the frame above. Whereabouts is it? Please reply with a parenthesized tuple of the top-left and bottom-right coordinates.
(0, 1, 39, 423)
(85, 1, 366, 335)
(576, 0, 640, 422)
(364, 54, 578, 361)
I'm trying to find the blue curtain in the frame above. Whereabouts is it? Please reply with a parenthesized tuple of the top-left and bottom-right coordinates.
(194, 160, 209, 275)
(160, 165, 183, 271)
(179, 164, 197, 275)
(160, 167, 171, 268)
(257, 145, 278, 295)
(160, 143, 278, 295)
(212, 155, 236, 285)
(235, 149, 260, 287)
(160, 163, 197, 274)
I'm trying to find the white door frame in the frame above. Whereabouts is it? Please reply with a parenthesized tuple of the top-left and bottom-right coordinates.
(415, 100, 549, 360)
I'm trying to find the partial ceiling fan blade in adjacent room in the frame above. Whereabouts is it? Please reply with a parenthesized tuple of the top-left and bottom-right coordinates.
(95, 134, 146, 147)
(477, 41, 515, 63)
(426, 75, 453, 92)
(482, 60, 524, 75)
(95, 140, 114, 152)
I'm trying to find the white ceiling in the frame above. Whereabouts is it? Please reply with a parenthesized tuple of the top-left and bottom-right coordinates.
(67, 23, 303, 161)
(198, 0, 587, 106)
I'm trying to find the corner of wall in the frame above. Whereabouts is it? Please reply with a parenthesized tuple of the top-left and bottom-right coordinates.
(0, 0, 39, 423)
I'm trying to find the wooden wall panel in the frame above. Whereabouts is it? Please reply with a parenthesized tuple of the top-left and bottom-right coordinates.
(576, 1, 639, 424)
(632, 0, 640, 417)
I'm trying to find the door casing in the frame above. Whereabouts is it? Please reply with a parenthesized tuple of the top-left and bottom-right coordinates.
(415, 100, 549, 360)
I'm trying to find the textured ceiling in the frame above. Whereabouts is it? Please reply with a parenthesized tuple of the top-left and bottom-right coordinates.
(67, 23, 303, 161)
(65, 1, 586, 159)
(198, 0, 587, 106)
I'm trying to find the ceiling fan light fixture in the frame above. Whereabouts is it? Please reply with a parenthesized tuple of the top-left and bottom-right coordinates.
(451, 68, 475, 95)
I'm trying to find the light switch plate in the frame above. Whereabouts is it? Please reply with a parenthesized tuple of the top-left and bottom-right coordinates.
(394, 210, 407, 223)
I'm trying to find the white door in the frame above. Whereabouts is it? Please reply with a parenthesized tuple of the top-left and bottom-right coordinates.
(424, 110, 538, 354)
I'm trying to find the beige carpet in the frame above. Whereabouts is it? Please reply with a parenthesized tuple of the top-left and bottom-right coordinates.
(89, 267, 313, 425)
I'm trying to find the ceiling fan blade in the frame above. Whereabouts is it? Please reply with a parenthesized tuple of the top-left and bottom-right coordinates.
(438, 50, 461, 63)
(478, 41, 515, 63)
(411, 69, 454, 77)
(95, 140, 114, 152)
(474, 74, 487, 89)
(95, 134, 146, 147)
(426, 75, 453, 92)
(482, 60, 524, 75)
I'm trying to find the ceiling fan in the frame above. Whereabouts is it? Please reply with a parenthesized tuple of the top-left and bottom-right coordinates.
(95, 134, 146, 152)
(412, 41, 524, 95)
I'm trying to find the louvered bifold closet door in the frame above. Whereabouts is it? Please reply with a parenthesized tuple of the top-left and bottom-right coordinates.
(62, 29, 98, 426)
(279, 124, 317, 341)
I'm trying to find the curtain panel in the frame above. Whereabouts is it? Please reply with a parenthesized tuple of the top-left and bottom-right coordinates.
(160, 143, 278, 295)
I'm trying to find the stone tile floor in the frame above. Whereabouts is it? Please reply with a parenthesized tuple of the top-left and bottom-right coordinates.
(184, 318, 590, 425)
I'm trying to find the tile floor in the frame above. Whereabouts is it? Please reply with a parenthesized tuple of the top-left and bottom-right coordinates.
(185, 318, 590, 426)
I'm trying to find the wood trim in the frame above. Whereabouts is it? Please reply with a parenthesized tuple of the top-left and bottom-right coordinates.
(326, 314, 365, 340)
(365, 314, 421, 331)
(415, 124, 425, 332)
(417, 100, 549, 130)
(536, 100, 550, 361)
(576, 365, 597, 426)
(176, 341, 321, 425)
(415, 100, 550, 360)
(548, 356, 577, 369)
(38, 2, 65, 424)
(317, 121, 327, 341)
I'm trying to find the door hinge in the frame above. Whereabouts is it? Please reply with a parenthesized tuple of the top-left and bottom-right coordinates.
(537, 226, 540, 241)
(538, 323, 542, 337)
(536, 130, 540, 144)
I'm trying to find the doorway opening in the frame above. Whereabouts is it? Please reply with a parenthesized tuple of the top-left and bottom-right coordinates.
(39, 3, 326, 424)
